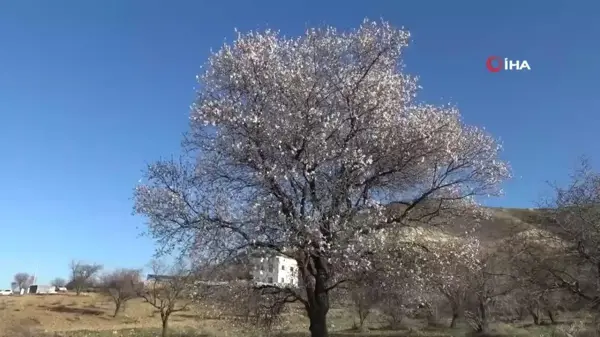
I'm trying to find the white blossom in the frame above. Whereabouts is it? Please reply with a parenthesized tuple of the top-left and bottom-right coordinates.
(133, 19, 511, 337)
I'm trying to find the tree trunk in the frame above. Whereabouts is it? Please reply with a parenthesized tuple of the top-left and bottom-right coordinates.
(358, 310, 368, 329)
(450, 312, 460, 328)
(479, 299, 490, 334)
(161, 313, 170, 337)
(445, 292, 463, 328)
(305, 256, 330, 337)
(528, 308, 540, 325)
(113, 301, 121, 317)
(308, 308, 329, 337)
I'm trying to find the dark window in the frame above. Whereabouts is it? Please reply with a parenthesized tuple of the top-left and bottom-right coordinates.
(282, 265, 285, 270)
(267, 277, 273, 283)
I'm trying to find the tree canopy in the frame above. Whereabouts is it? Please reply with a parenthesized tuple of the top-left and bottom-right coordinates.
(134, 19, 510, 337)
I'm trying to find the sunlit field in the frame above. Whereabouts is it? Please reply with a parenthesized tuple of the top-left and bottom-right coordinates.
(0, 292, 594, 337)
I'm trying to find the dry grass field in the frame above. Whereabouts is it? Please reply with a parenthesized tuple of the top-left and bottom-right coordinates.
(0, 292, 319, 337)
(0, 292, 244, 336)
(0, 208, 589, 337)
(0, 291, 583, 337)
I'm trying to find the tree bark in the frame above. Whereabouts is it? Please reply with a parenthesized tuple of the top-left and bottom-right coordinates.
(450, 312, 460, 328)
(113, 301, 121, 317)
(358, 310, 368, 329)
(479, 299, 490, 334)
(444, 291, 463, 328)
(161, 313, 170, 337)
(308, 308, 329, 337)
(528, 308, 540, 325)
(305, 256, 330, 337)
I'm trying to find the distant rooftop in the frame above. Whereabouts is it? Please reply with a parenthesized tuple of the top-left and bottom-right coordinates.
(146, 274, 176, 281)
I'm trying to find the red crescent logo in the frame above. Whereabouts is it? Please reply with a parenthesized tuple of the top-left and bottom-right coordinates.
(486, 56, 503, 73)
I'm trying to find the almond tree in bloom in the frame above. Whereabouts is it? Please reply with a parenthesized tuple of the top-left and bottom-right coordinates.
(464, 244, 516, 334)
(423, 235, 483, 328)
(524, 159, 600, 311)
(375, 238, 431, 330)
(387, 226, 485, 328)
(134, 19, 510, 337)
(507, 229, 571, 325)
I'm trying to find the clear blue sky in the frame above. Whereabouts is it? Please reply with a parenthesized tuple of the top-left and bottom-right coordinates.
(0, 1, 598, 286)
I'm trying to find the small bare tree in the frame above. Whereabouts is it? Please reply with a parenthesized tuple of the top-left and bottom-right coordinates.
(219, 281, 295, 337)
(531, 159, 600, 310)
(250, 289, 290, 335)
(13, 273, 31, 291)
(510, 285, 566, 325)
(348, 272, 382, 331)
(50, 278, 66, 288)
(509, 245, 570, 326)
(464, 247, 516, 335)
(378, 285, 418, 330)
(139, 260, 197, 337)
(101, 268, 142, 317)
(70, 261, 103, 295)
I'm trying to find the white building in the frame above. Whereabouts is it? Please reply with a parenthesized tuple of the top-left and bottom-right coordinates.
(28, 285, 56, 294)
(250, 254, 299, 287)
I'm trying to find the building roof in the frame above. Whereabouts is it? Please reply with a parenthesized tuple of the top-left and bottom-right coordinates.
(146, 274, 176, 281)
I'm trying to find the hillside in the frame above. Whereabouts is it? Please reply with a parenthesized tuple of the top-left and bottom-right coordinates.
(380, 201, 549, 243)
(442, 207, 545, 241)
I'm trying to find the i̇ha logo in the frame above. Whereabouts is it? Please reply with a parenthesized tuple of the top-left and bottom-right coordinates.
(486, 56, 531, 73)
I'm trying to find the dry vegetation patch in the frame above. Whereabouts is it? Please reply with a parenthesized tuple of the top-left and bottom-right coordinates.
(0, 294, 206, 335)
(2, 293, 600, 337)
